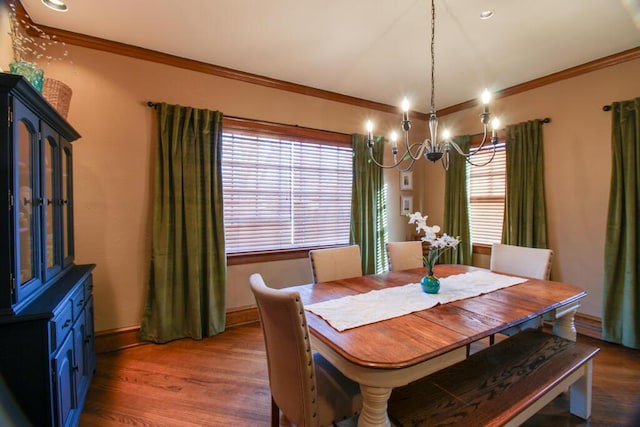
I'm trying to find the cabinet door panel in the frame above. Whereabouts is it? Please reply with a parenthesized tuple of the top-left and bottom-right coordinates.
(53, 331, 76, 427)
(73, 308, 90, 399)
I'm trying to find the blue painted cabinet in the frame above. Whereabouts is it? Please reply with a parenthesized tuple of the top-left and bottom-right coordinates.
(0, 73, 95, 426)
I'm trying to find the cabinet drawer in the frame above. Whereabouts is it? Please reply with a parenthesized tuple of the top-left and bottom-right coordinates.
(70, 283, 85, 321)
(51, 300, 73, 353)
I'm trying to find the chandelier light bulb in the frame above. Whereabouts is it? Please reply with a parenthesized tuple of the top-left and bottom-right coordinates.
(491, 117, 500, 139)
(442, 129, 451, 140)
(366, 120, 374, 147)
(481, 89, 491, 105)
(390, 131, 398, 151)
(401, 98, 410, 112)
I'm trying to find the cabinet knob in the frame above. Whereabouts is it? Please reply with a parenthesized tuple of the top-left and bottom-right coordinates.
(47, 199, 53, 205)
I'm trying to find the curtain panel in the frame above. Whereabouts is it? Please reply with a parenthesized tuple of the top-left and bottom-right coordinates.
(603, 97, 640, 349)
(140, 103, 226, 343)
(442, 135, 472, 265)
(503, 119, 548, 248)
(350, 134, 387, 274)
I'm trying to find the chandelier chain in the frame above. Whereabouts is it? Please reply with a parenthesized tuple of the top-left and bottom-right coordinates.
(430, 0, 436, 114)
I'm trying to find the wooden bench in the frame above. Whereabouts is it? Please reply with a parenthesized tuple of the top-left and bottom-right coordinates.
(388, 330, 599, 426)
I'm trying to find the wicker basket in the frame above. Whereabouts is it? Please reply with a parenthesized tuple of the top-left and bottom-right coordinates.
(43, 78, 73, 119)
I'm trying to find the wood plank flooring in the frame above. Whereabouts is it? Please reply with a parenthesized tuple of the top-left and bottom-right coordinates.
(80, 323, 640, 426)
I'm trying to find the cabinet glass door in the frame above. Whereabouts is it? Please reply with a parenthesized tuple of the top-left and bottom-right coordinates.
(61, 141, 73, 266)
(13, 101, 43, 305)
(42, 124, 62, 281)
(17, 120, 36, 285)
(45, 136, 56, 270)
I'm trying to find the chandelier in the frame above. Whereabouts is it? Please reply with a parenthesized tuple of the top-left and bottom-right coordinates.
(365, 0, 500, 171)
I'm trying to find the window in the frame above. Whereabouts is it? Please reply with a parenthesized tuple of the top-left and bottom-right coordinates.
(467, 140, 506, 245)
(221, 118, 353, 255)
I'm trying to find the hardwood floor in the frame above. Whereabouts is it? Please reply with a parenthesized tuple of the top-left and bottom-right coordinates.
(80, 323, 640, 426)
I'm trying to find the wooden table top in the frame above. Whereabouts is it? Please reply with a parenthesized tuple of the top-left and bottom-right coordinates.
(292, 264, 586, 370)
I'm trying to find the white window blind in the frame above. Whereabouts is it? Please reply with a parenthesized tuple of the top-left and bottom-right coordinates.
(222, 130, 353, 253)
(467, 142, 506, 245)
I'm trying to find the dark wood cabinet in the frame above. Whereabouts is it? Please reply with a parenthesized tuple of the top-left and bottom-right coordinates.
(0, 73, 95, 426)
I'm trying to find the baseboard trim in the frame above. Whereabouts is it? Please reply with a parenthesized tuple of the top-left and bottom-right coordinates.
(95, 306, 259, 353)
(575, 312, 602, 340)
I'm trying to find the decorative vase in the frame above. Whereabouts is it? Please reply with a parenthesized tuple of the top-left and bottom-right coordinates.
(9, 61, 44, 93)
(421, 273, 440, 294)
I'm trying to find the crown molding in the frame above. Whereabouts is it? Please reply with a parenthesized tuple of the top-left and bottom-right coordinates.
(12, 1, 640, 121)
(438, 45, 640, 117)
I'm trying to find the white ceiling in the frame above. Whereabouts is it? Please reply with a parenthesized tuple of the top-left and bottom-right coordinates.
(20, 0, 640, 114)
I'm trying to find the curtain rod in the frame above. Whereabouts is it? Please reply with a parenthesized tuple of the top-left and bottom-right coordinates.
(603, 105, 611, 111)
(146, 101, 351, 137)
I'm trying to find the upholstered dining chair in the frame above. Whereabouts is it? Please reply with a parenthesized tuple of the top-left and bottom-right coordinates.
(309, 245, 363, 283)
(488, 243, 555, 345)
(490, 243, 554, 280)
(249, 273, 362, 427)
(386, 241, 424, 272)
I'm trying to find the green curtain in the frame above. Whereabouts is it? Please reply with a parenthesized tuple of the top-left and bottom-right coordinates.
(350, 134, 386, 275)
(139, 103, 226, 343)
(603, 97, 640, 349)
(442, 135, 472, 265)
(503, 120, 548, 248)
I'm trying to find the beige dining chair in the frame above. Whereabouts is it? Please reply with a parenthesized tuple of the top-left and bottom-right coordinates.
(386, 241, 424, 272)
(249, 273, 362, 427)
(488, 243, 554, 345)
(490, 243, 554, 280)
(309, 245, 363, 283)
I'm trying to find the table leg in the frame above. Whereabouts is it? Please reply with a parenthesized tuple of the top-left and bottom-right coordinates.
(357, 385, 392, 427)
(553, 304, 578, 341)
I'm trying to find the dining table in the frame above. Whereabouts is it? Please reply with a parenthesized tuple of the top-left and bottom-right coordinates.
(290, 264, 587, 427)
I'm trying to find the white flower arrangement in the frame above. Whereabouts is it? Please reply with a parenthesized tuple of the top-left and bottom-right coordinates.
(408, 211, 460, 275)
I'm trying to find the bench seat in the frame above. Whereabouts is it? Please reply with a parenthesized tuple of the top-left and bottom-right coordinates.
(388, 330, 599, 426)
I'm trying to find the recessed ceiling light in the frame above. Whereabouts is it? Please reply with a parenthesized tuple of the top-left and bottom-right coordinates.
(480, 10, 494, 20)
(41, 0, 68, 12)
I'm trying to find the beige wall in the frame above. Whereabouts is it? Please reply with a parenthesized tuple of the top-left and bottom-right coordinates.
(3, 5, 637, 329)
(421, 58, 640, 318)
(1, 31, 425, 331)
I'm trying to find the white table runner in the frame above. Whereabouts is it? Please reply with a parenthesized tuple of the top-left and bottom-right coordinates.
(305, 270, 528, 331)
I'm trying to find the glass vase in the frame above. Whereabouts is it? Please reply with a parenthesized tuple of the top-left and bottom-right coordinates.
(9, 61, 44, 93)
(421, 273, 440, 294)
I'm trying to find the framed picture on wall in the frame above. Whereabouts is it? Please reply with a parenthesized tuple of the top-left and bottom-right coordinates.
(400, 195, 413, 216)
(400, 171, 413, 190)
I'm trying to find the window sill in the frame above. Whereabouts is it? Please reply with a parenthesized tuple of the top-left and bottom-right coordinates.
(226, 244, 346, 266)
(472, 243, 492, 256)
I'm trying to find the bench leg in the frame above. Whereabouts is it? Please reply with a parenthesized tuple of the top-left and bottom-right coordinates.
(569, 359, 593, 420)
(357, 385, 392, 427)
